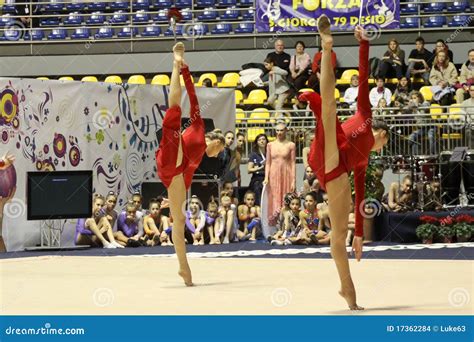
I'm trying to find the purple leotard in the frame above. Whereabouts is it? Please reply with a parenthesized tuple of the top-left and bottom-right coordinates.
(117, 211, 139, 238)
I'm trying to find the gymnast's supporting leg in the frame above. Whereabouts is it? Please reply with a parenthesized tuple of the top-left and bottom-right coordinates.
(318, 16, 363, 310)
(167, 42, 193, 286)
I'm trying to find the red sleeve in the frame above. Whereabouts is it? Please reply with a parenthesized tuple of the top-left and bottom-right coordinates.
(354, 165, 366, 237)
(357, 40, 371, 117)
(181, 64, 200, 122)
(312, 53, 321, 73)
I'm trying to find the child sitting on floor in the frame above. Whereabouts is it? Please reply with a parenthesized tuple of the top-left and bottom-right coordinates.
(238, 191, 261, 241)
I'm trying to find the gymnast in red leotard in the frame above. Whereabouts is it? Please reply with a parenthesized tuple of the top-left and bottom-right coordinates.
(155, 43, 225, 286)
(298, 18, 389, 310)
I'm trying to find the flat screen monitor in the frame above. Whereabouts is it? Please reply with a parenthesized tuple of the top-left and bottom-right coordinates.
(27, 170, 93, 220)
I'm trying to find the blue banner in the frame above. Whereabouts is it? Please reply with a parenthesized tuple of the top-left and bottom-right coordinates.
(256, 0, 400, 32)
(0, 316, 471, 341)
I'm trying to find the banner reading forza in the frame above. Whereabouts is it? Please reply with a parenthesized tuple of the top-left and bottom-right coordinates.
(256, 0, 399, 32)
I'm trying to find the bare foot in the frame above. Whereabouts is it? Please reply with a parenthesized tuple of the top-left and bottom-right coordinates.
(317, 15, 333, 51)
(173, 42, 185, 66)
(178, 266, 194, 286)
(198, 239, 205, 245)
(339, 289, 364, 311)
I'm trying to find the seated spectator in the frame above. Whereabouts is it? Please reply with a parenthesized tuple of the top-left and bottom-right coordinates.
(406, 37, 433, 84)
(387, 175, 413, 212)
(264, 56, 292, 116)
(429, 51, 458, 106)
(237, 191, 261, 241)
(393, 76, 412, 103)
(247, 133, 268, 205)
(462, 84, 474, 115)
(378, 39, 405, 79)
(265, 39, 291, 72)
(114, 201, 144, 247)
(432, 39, 454, 65)
(289, 41, 311, 91)
(270, 193, 301, 245)
(143, 197, 170, 246)
(206, 199, 221, 245)
(343, 74, 359, 108)
(186, 196, 207, 245)
(369, 77, 392, 107)
(297, 192, 330, 245)
(391, 96, 406, 115)
(222, 181, 239, 206)
(407, 90, 436, 155)
(308, 47, 337, 92)
(375, 98, 390, 116)
(456, 49, 474, 104)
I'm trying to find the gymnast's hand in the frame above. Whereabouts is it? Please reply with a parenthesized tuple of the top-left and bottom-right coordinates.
(352, 236, 363, 262)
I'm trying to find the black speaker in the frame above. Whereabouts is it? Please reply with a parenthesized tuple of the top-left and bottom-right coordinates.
(463, 151, 474, 204)
(190, 181, 221, 209)
(141, 182, 170, 216)
(440, 152, 461, 205)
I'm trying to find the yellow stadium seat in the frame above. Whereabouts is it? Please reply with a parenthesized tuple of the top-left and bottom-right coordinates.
(442, 104, 463, 121)
(217, 72, 240, 87)
(334, 88, 340, 100)
(59, 76, 73, 81)
(128, 75, 146, 84)
(298, 88, 314, 93)
(247, 128, 266, 142)
(36, 77, 49, 80)
(82, 76, 98, 82)
(419, 86, 433, 102)
(235, 90, 243, 105)
(336, 69, 358, 85)
(243, 89, 267, 105)
(248, 108, 270, 124)
(442, 133, 462, 139)
(180, 74, 194, 86)
(430, 104, 443, 119)
(197, 73, 218, 86)
(104, 75, 123, 84)
(369, 78, 376, 85)
(235, 108, 245, 123)
(386, 78, 399, 84)
(151, 74, 170, 86)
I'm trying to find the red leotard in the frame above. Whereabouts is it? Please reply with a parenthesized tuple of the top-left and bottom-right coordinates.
(155, 65, 207, 190)
(299, 40, 373, 238)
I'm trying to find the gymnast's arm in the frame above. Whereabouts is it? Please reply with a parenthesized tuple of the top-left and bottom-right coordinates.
(356, 39, 371, 117)
(181, 64, 201, 122)
(353, 165, 366, 238)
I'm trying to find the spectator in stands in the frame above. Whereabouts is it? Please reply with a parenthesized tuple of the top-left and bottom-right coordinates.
(289, 41, 311, 91)
(15, 0, 39, 32)
(143, 197, 170, 246)
(432, 40, 454, 64)
(406, 37, 433, 84)
(265, 39, 291, 72)
(343, 75, 359, 109)
(429, 50, 458, 106)
(369, 77, 392, 107)
(391, 96, 406, 115)
(114, 201, 144, 247)
(407, 90, 436, 155)
(375, 98, 389, 116)
(462, 84, 474, 115)
(202, 78, 213, 87)
(237, 191, 261, 241)
(378, 39, 405, 79)
(248, 133, 268, 205)
(264, 56, 292, 115)
(387, 175, 413, 212)
(308, 46, 337, 92)
(393, 76, 412, 103)
(456, 49, 474, 104)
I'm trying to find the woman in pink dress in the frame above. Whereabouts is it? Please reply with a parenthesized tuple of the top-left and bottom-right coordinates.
(263, 122, 296, 225)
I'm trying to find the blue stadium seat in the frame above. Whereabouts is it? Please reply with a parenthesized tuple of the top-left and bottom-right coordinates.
(24, 29, 45, 40)
(193, 23, 208, 36)
(221, 7, 239, 20)
(2, 27, 21, 41)
(0, 15, 13, 27)
(448, 15, 470, 27)
(242, 9, 255, 20)
(110, 0, 130, 11)
(40, 15, 61, 26)
(424, 16, 446, 28)
(211, 23, 232, 34)
(64, 12, 83, 26)
(175, 0, 192, 8)
(1, 0, 17, 14)
(400, 2, 418, 14)
(181, 8, 192, 21)
(234, 22, 253, 33)
(164, 24, 183, 36)
(71, 27, 91, 39)
(423, 3, 446, 13)
(447, 1, 469, 12)
(154, 0, 172, 9)
(48, 28, 67, 40)
(400, 17, 419, 29)
(109, 11, 128, 25)
(66, 0, 86, 11)
(196, 0, 216, 7)
(133, 0, 151, 10)
(44, 0, 64, 12)
(153, 9, 168, 22)
(239, 0, 253, 6)
(96, 26, 114, 38)
(88, 2, 106, 11)
(198, 8, 218, 21)
(86, 12, 106, 25)
(218, 0, 237, 6)
(118, 26, 139, 38)
(141, 25, 161, 36)
(133, 10, 150, 23)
